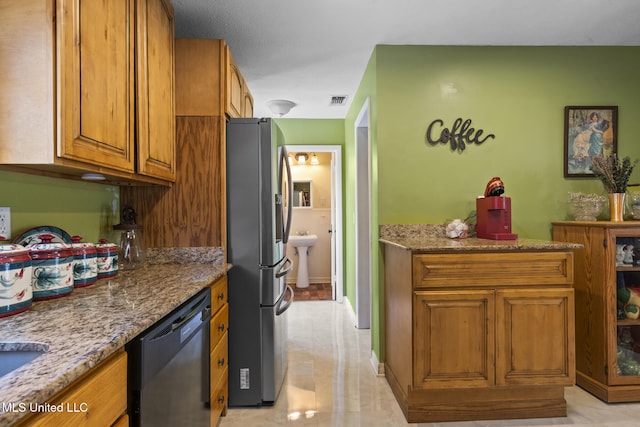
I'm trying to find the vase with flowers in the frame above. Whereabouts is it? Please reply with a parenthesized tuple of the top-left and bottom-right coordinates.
(589, 154, 639, 221)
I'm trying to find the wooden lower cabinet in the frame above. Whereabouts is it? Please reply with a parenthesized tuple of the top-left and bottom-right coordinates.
(15, 350, 127, 427)
(553, 221, 640, 402)
(383, 245, 575, 423)
(210, 276, 229, 425)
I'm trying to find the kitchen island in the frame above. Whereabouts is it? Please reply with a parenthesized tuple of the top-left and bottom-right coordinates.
(380, 224, 582, 423)
(0, 248, 228, 426)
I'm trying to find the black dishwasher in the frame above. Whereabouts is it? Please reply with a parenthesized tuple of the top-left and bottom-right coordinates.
(127, 287, 212, 427)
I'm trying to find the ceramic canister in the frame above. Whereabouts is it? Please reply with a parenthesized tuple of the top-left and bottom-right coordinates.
(70, 235, 98, 287)
(28, 234, 74, 301)
(0, 244, 33, 317)
(96, 238, 118, 279)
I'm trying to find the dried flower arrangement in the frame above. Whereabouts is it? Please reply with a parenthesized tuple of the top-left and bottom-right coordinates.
(589, 154, 639, 193)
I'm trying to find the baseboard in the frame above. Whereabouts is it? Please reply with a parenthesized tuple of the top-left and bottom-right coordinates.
(344, 296, 358, 326)
(370, 350, 385, 377)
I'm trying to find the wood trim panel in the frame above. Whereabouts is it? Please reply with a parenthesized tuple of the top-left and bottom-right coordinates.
(413, 252, 574, 288)
(383, 244, 413, 390)
(121, 116, 224, 247)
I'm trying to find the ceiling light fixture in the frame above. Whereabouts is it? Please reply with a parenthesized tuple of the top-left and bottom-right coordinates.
(296, 153, 308, 164)
(310, 153, 319, 165)
(266, 99, 296, 117)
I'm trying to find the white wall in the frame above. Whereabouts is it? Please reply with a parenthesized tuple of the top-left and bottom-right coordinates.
(287, 152, 332, 284)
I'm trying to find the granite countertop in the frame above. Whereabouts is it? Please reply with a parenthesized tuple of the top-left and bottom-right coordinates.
(379, 224, 583, 252)
(0, 248, 229, 426)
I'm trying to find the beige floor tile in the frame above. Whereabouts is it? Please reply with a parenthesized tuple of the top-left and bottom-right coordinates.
(220, 301, 640, 427)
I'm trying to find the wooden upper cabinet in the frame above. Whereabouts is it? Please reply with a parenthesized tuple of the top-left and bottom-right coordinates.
(243, 88, 254, 118)
(174, 39, 253, 118)
(0, 0, 175, 184)
(57, 0, 135, 172)
(135, 0, 176, 181)
(226, 55, 243, 118)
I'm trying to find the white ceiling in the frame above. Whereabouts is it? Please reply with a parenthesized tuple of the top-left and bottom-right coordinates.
(171, 0, 640, 119)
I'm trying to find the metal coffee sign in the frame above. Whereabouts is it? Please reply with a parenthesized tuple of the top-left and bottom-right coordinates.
(425, 118, 495, 152)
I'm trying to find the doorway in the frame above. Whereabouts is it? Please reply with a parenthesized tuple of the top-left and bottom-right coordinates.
(284, 145, 344, 303)
(354, 99, 371, 329)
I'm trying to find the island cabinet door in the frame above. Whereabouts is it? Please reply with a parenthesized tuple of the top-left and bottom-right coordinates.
(413, 290, 495, 389)
(495, 288, 575, 386)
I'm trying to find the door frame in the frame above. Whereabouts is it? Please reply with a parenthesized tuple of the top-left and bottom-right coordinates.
(354, 98, 371, 329)
(284, 144, 344, 302)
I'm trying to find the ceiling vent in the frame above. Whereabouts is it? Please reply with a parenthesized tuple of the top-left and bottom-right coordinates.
(329, 95, 348, 106)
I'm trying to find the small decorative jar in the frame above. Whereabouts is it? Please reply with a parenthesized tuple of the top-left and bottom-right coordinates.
(28, 234, 74, 301)
(96, 238, 118, 279)
(0, 244, 33, 317)
(70, 235, 98, 287)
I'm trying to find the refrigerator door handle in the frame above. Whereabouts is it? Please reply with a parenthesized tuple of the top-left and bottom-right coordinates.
(281, 147, 293, 244)
(275, 257, 293, 279)
(275, 285, 294, 316)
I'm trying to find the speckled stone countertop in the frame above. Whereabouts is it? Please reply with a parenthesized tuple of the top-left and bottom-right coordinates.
(379, 224, 583, 252)
(0, 247, 228, 426)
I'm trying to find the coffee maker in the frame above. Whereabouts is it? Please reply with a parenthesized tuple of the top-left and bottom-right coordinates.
(476, 177, 517, 240)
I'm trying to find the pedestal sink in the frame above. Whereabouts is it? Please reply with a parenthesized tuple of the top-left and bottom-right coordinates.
(288, 235, 317, 288)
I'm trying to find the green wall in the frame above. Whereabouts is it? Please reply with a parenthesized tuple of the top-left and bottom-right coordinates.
(274, 119, 345, 146)
(375, 46, 640, 232)
(345, 45, 640, 363)
(0, 170, 119, 244)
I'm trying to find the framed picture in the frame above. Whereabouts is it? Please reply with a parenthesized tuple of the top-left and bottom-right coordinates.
(564, 106, 618, 177)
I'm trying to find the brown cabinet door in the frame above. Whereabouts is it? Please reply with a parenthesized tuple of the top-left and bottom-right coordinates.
(57, 0, 135, 172)
(227, 55, 243, 118)
(413, 290, 495, 389)
(243, 88, 254, 118)
(135, 0, 176, 181)
(495, 288, 575, 386)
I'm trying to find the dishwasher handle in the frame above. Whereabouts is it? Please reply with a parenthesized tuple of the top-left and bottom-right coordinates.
(171, 295, 211, 332)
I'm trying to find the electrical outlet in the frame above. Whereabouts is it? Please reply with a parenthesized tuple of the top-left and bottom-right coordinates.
(0, 207, 11, 240)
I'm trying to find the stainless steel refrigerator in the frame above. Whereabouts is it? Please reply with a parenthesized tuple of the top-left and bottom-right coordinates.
(226, 118, 294, 407)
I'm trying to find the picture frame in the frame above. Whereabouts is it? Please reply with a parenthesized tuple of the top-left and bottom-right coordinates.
(564, 106, 618, 177)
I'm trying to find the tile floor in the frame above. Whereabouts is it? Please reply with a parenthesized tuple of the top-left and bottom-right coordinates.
(219, 301, 640, 426)
(292, 283, 332, 301)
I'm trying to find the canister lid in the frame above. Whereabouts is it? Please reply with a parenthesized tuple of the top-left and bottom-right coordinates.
(28, 234, 72, 251)
(0, 243, 30, 257)
(28, 235, 74, 261)
(70, 235, 96, 249)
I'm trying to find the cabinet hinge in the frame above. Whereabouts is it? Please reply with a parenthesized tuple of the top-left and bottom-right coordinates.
(603, 238, 608, 248)
(604, 365, 608, 376)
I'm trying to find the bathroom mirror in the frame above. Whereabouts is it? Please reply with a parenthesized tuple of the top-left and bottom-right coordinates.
(293, 180, 312, 208)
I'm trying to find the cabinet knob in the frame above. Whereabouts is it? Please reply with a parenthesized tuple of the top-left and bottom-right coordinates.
(218, 395, 225, 404)
(218, 292, 225, 300)
(218, 323, 225, 332)
(218, 357, 225, 366)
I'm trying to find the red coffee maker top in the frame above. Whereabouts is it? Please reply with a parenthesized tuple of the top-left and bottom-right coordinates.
(476, 177, 518, 240)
